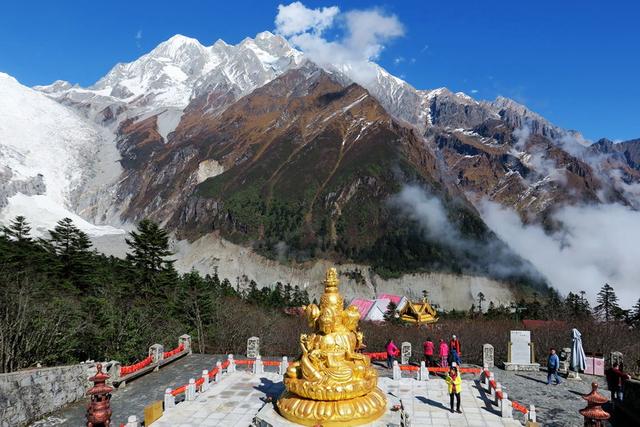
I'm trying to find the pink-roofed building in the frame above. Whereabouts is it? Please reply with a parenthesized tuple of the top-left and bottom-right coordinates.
(350, 298, 375, 320)
(377, 293, 409, 312)
(365, 298, 391, 321)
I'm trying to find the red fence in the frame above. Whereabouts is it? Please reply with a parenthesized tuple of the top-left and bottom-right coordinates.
(483, 367, 528, 415)
(120, 356, 153, 376)
(164, 344, 185, 359)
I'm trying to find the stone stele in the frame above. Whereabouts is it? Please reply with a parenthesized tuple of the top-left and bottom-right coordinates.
(503, 330, 540, 371)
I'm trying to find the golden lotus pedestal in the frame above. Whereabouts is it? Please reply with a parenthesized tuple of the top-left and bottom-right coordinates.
(277, 387, 387, 426)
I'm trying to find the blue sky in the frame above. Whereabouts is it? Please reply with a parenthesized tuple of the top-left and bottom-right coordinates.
(1, 0, 638, 141)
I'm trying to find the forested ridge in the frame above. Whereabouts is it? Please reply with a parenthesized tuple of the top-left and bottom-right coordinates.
(0, 216, 309, 373)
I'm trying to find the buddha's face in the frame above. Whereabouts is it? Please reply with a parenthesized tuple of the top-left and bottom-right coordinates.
(319, 312, 337, 333)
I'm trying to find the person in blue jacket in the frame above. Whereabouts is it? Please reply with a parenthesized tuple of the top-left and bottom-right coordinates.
(546, 348, 562, 385)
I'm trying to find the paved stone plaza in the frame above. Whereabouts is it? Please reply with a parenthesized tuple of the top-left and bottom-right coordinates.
(153, 370, 522, 427)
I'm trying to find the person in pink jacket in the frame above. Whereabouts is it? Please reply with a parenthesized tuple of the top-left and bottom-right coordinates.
(386, 339, 400, 369)
(439, 339, 449, 368)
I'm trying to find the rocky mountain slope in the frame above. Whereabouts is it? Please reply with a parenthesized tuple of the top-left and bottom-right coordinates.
(2, 31, 639, 303)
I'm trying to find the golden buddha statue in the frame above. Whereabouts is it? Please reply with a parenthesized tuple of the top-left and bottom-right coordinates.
(277, 268, 387, 426)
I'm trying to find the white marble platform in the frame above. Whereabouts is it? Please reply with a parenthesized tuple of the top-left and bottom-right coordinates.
(152, 371, 523, 426)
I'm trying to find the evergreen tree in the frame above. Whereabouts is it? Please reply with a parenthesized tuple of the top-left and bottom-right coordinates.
(594, 283, 621, 322)
(177, 270, 215, 353)
(269, 282, 285, 307)
(246, 280, 261, 304)
(477, 292, 486, 313)
(291, 285, 309, 306)
(125, 219, 175, 293)
(383, 301, 400, 324)
(47, 218, 94, 286)
(631, 299, 640, 327)
(2, 216, 32, 242)
(126, 219, 174, 272)
(284, 283, 293, 305)
(542, 288, 564, 320)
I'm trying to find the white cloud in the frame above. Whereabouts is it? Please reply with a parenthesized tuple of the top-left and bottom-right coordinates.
(480, 200, 640, 308)
(392, 186, 541, 281)
(394, 56, 405, 65)
(275, 2, 339, 37)
(471, 89, 479, 94)
(275, 2, 404, 84)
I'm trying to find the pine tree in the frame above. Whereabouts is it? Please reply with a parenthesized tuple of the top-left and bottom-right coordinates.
(477, 292, 486, 313)
(47, 218, 93, 286)
(125, 219, 174, 272)
(125, 219, 176, 294)
(632, 299, 640, 327)
(2, 216, 32, 242)
(284, 283, 293, 305)
(384, 301, 400, 324)
(246, 280, 261, 304)
(177, 270, 215, 353)
(594, 283, 621, 322)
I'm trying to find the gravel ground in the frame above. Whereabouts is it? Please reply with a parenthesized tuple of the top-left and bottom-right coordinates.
(491, 368, 615, 427)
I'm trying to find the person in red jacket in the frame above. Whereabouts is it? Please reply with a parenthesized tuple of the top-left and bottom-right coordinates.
(423, 337, 435, 367)
(606, 362, 631, 401)
(449, 335, 462, 365)
(386, 339, 400, 369)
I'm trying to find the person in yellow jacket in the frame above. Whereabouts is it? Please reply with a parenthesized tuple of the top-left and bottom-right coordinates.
(445, 366, 462, 413)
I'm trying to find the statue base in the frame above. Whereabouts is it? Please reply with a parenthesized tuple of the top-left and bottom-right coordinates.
(503, 362, 540, 372)
(276, 387, 387, 426)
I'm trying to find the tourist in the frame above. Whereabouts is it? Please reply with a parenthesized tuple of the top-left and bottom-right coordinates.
(606, 362, 631, 401)
(386, 339, 400, 369)
(449, 334, 462, 365)
(423, 337, 435, 366)
(445, 366, 462, 413)
(439, 339, 449, 368)
(546, 348, 562, 385)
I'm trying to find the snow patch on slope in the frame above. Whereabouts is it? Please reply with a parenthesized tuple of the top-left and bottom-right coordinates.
(0, 73, 123, 236)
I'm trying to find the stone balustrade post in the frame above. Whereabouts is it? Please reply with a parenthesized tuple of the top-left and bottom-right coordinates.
(253, 355, 264, 375)
(164, 388, 175, 410)
(392, 360, 401, 381)
(279, 356, 289, 376)
(179, 334, 192, 355)
(418, 361, 429, 381)
(201, 370, 210, 392)
(215, 361, 222, 382)
(483, 344, 495, 368)
(401, 342, 412, 365)
(112, 361, 122, 381)
(500, 392, 513, 418)
(489, 373, 495, 396)
(529, 404, 536, 422)
(186, 378, 196, 401)
(227, 354, 236, 373)
(149, 344, 164, 371)
(126, 415, 140, 427)
(483, 367, 489, 390)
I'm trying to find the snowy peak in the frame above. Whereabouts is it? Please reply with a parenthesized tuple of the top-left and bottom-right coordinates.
(83, 32, 302, 110)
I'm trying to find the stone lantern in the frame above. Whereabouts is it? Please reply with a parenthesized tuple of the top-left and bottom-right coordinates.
(86, 363, 113, 427)
(579, 382, 610, 427)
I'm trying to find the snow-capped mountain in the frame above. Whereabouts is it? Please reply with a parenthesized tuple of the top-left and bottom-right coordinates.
(0, 73, 123, 236)
(36, 31, 304, 142)
(3, 28, 640, 304)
